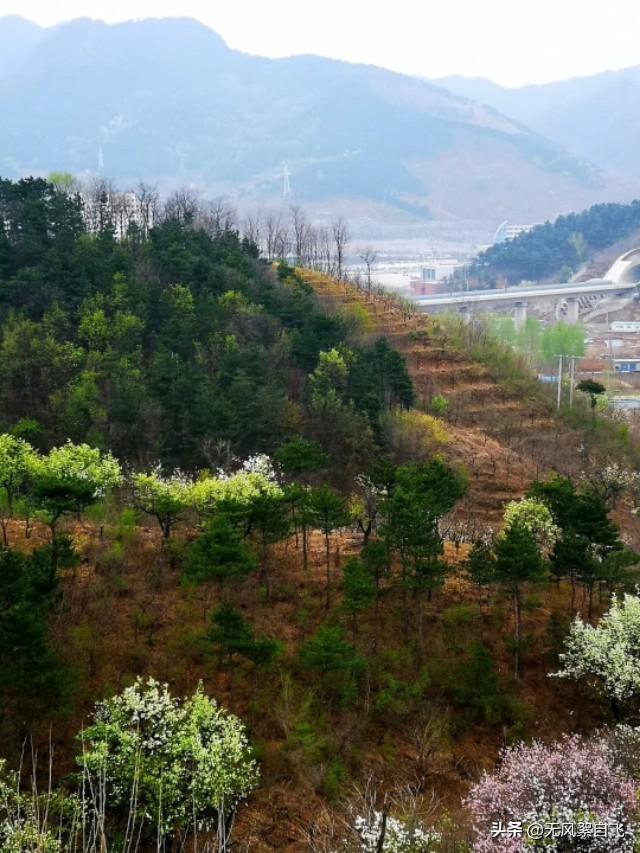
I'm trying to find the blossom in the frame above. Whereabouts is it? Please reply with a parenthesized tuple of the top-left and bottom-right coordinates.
(552, 591, 640, 701)
(465, 734, 638, 852)
(352, 810, 440, 852)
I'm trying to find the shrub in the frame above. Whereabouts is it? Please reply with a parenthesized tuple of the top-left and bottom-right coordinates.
(208, 601, 281, 666)
(299, 626, 365, 705)
(380, 409, 448, 463)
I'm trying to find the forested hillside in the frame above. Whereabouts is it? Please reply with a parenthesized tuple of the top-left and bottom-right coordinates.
(2, 177, 640, 851)
(0, 177, 413, 475)
(472, 198, 640, 284)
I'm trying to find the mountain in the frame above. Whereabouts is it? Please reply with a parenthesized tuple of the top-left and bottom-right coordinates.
(0, 15, 44, 78)
(0, 16, 635, 228)
(438, 68, 640, 179)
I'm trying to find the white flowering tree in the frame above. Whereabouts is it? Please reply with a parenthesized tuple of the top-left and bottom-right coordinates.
(583, 463, 636, 509)
(0, 434, 38, 545)
(31, 441, 122, 542)
(552, 591, 640, 705)
(189, 455, 282, 521)
(352, 811, 440, 852)
(502, 497, 559, 555)
(79, 677, 259, 850)
(0, 759, 61, 853)
(131, 468, 191, 538)
(343, 778, 441, 852)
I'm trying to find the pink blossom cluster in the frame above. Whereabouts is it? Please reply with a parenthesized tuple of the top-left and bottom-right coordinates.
(465, 735, 638, 851)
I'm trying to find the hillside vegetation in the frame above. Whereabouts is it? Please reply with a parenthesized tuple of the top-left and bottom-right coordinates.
(2, 178, 640, 851)
(472, 198, 640, 284)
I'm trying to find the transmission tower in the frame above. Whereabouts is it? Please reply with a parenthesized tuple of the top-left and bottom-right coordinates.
(282, 163, 291, 200)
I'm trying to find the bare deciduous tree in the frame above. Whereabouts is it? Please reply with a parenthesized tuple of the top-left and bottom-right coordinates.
(359, 246, 378, 292)
(133, 181, 159, 238)
(332, 217, 350, 281)
(162, 187, 200, 224)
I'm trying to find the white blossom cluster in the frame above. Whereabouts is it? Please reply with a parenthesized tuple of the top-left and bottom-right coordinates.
(238, 453, 280, 483)
(353, 811, 440, 852)
(81, 677, 259, 839)
(552, 592, 640, 701)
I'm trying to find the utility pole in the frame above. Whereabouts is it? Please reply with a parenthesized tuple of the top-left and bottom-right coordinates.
(556, 354, 564, 410)
(568, 356, 576, 407)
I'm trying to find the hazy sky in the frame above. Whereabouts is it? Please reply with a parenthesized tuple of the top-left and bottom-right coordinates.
(2, 0, 639, 86)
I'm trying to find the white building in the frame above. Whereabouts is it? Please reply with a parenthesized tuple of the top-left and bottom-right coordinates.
(493, 221, 539, 244)
(410, 260, 469, 295)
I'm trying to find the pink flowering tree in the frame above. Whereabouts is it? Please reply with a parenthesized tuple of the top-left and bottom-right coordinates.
(465, 734, 638, 852)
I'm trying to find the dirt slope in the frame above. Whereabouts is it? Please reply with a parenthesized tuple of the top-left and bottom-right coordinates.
(300, 270, 595, 529)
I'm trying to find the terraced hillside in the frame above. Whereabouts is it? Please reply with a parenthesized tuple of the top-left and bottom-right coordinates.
(300, 270, 624, 532)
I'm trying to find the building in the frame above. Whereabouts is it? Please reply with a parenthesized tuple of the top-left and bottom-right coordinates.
(614, 358, 640, 373)
(611, 321, 640, 333)
(493, 221, 539, 245)
(410, 260, 468, 296)
(82, 191, 155, 240)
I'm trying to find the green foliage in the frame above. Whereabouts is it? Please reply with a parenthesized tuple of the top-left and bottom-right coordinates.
(428, 393, 449, 416)
(275, 437, 328, 479)
(0, 544, 71, 725)
(342, 557, 376, 629)
(321, 758, 348, 802)
(0, 434, 38, 543)
(30, 441, 122, 539)
(299, 626, 364, 704)
(502, 497, 559, 554)
(78, 678, 259, 844)
(361, 538, 391, 595)
(0, 180, 413, 472)
(494, 522, 546, 590)
(473, 199, 640, 283)
(380, 408, 449, 462)
(577, 378, 607, 409)
(373, 673, 429, 719)
(132, 470, 190, 538)
(308, 485, 351, 608)
(465, 539, 496, 591)
(208, 601, 281, 665)
(183, 515, 257, 594)
(382, 459, 466, 604)
(493, 520, 546, 677)
(190, 461, 282, 520)
(528, 474, 630, 597)
(541, 321, 586, 362)
(0, 758, 79, 852)
(446, 644, 517, 727)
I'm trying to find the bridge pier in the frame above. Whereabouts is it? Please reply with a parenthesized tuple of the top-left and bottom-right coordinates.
(513, 301, 527, 331)
(565, 296, 579, 325)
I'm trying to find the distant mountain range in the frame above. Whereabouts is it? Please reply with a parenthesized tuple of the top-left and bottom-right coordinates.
(0, 15, 637, 231)
(438, 68, 640, 180)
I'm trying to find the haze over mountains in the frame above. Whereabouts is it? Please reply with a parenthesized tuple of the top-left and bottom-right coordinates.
(438, 68, 640, 180)
(0, 14, 638, 233)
